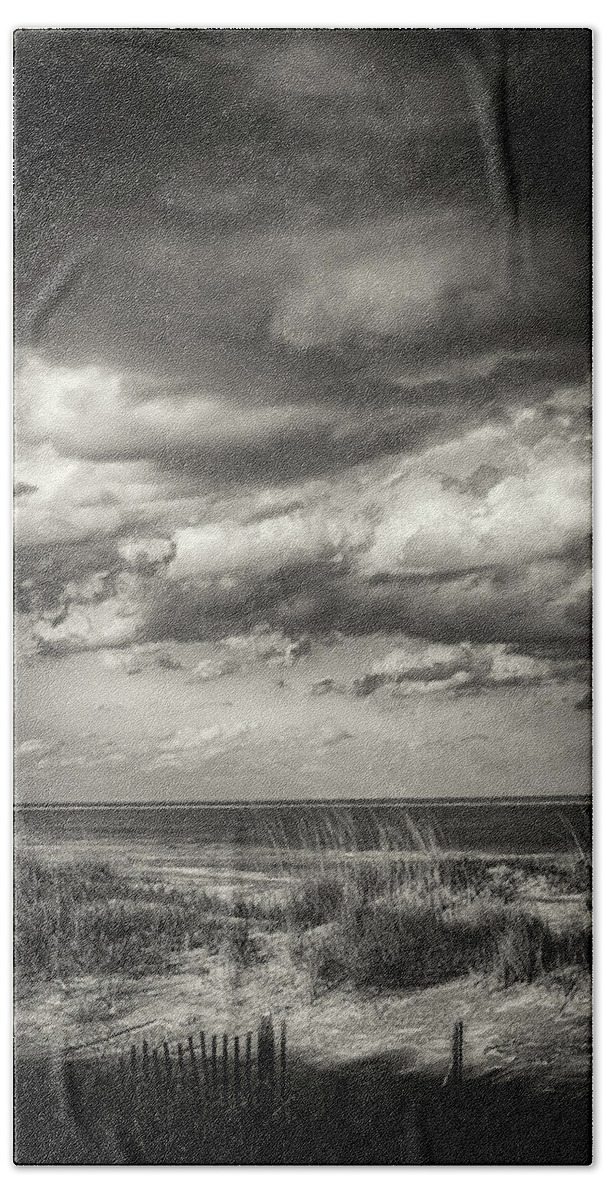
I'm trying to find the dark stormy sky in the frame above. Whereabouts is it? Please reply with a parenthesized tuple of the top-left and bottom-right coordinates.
(14, 30, 592, 800)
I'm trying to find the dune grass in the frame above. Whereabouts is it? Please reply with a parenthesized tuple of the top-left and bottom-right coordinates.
(305, 895, 590, 993)
(281, 838, 590, 994)
(14, 859, 225, 984)
(15, 812, 591, 998)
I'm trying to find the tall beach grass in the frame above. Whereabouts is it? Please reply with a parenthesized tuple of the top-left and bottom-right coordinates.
(15, 807, 591, 996)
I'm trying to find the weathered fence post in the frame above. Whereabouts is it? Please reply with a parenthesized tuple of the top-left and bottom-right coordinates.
(452, 1020, 464, 1088)
(442, 1020, 465, 1090)
(142, 1038, 150, 1081)
(258, 1014, 275, 1103)
(211, 1034, 218, 1090)
(222, 1033, 229, 1102)
(245, 1032, 252, 1098)
(130, 1043, 138, 1085)
(188, 1034, 200, 1095)
(152, 1047, 161, 1092)
(151, 1046, 164, 1130)
(234, 1036, 241, 1101)
(163, 1040, 172, 1084)
(200, 1032, 209, 1085)
(280, 1019, 287, 1100)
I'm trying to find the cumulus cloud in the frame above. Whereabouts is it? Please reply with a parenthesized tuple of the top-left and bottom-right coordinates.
(118, 538, 176, 571)
(162, 724, 225, 752)
(13, 31, 590, 717)
(169, 513, 358, 581)
(13, 433, 191, 550)
(219, 629, 311, 665)
(15, 347, 496, 490)
(15, 396, 589, 668)
(353, 638, 586, 698)
(19, 355, 346, 471)
(361, 438, 590, 579)
(31, 589, 144, 655)
(373, 641, 471, 682)
(151, 720, 261, 768)
(126, 405, 588, 656)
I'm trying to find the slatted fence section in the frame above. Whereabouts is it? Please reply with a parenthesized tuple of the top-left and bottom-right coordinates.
(60, 1015, 290, 1161)
(59, 1018, 466, 1163)
(67, 1015, 290, 1162)
(120, 1014, 287, 1108)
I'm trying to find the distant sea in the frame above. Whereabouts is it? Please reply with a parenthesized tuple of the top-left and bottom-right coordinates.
(14, 797, 591, 857)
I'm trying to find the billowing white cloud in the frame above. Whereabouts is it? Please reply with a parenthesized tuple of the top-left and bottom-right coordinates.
(104, 644, 183, 674)
(219, 630, 312, 665)
(191, 657, 238, 682)
(373, 640, 472, 681)
(31, 578, 145, 654)
(362, 437, 589, 578)
(168, 508, 371, 585)
(144, 719, 263, 770)
(355, 638, 585, 697)
(15, 354, 590, 670)
(118, 538, 175, 569)
(17, 354, 338, 465)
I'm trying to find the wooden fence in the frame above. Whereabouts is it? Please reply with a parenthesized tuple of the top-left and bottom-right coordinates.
(120, 1013, 288, 1108)
(59, 1018, 466, 1163)
(60, 1015, 291, 1162)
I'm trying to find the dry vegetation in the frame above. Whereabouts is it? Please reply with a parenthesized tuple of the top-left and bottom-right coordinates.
(15, 836, 591, 1001)
(14, 822, 592, 1164)
(14, 860, 225, 984)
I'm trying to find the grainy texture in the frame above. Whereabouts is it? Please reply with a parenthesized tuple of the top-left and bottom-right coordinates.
(14, 28, 591, 1165)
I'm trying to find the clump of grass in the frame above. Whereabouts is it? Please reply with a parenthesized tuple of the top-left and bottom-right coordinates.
(308, 899, 495, 991)
(496, 912, 590, 987)
(278, 813, 591, 996)
(14, 858, 224, 985)
(306, 897, 591, 995)
(288, 877, 345, 930)
(266, 811, 592, 997)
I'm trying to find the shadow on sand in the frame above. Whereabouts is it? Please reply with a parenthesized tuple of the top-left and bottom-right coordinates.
(14, 1048, 591, 1166)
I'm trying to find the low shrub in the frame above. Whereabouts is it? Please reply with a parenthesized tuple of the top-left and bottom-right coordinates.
(308, 898, 591, 994)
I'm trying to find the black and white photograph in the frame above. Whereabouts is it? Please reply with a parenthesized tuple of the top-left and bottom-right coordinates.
(13, 26, 592, 1165)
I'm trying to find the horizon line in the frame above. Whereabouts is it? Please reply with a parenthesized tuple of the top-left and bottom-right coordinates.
(14, 794, 592, 812)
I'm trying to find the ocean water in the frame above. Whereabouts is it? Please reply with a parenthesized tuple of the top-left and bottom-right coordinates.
(14, 797, 591, 858)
